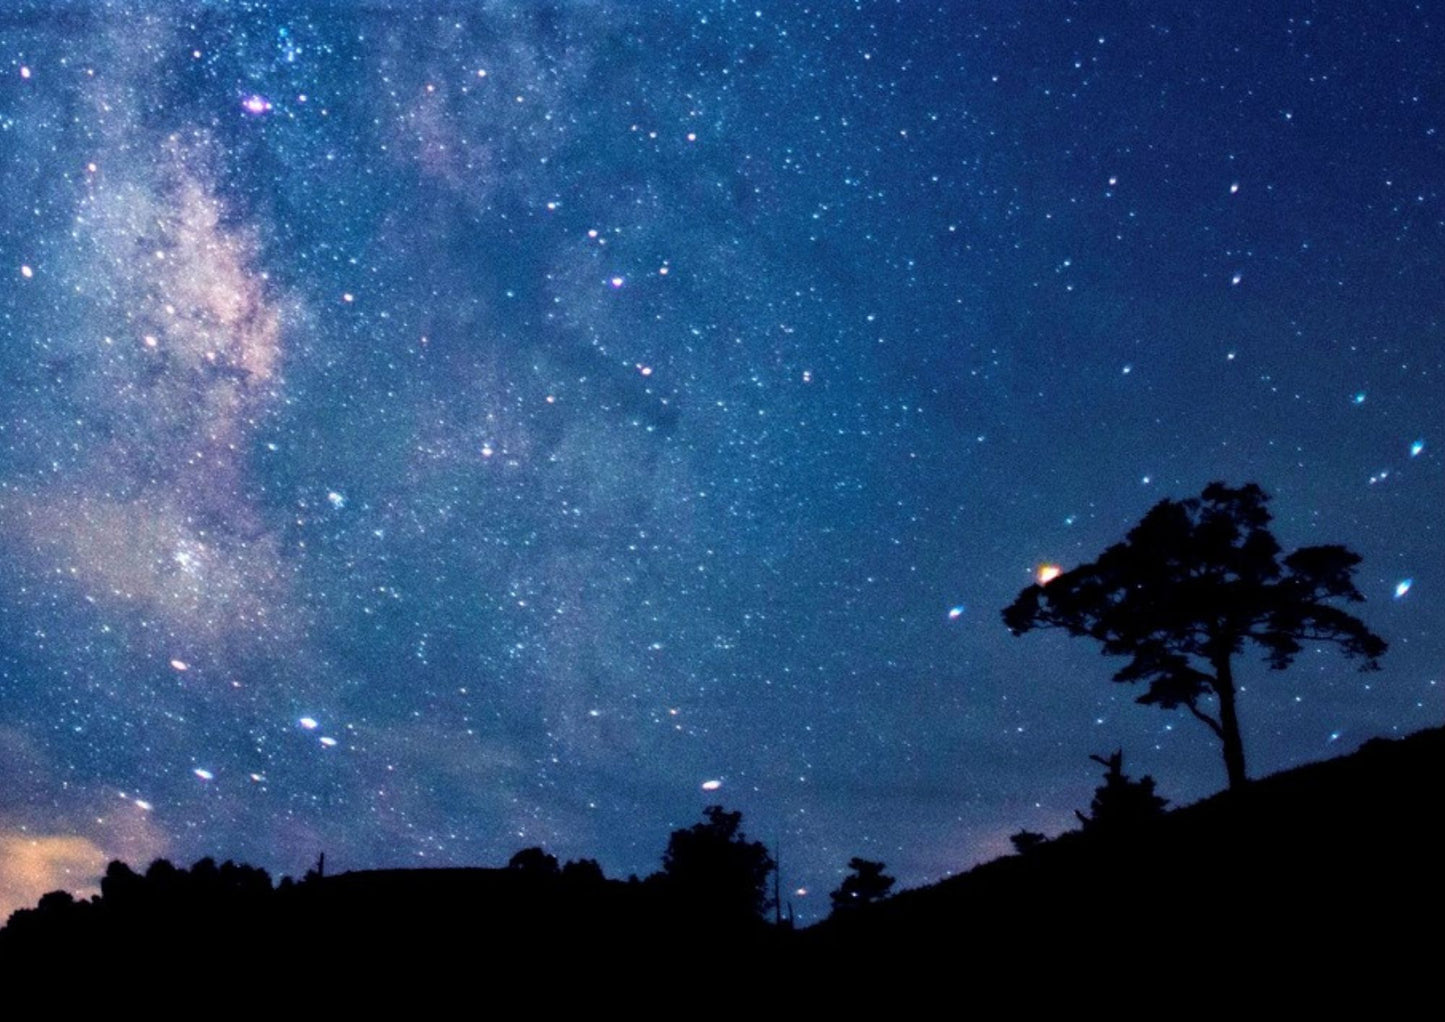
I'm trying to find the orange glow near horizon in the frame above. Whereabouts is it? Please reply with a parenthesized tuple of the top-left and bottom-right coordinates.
(1036, 563, 1063, 586)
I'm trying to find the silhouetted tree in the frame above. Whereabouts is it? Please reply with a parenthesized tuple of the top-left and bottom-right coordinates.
(217, 859, 272, 897)
(561, 858, 605, 884)
(508, 846, 560, 875)
(144, 858, 182, 906)
(658, 805, 775, 924)
(1010, 830, 1048, 855)
(1002, 482, 1387, 790)
(303, 852, 326, 884)
(829, 857, 895, 915)
(1075, 750, 1168, 833)
(100, 860, 144, 905)
(0, 889, 87, 947)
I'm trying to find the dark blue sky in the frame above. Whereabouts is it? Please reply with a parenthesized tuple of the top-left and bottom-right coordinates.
(0, 1, 1440, 920)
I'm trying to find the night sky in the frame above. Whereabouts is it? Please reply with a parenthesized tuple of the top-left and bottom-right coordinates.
(1, 2, 1440, 922)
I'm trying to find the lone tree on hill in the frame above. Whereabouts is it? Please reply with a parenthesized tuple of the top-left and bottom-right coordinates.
(1002, 482, 1386, 791)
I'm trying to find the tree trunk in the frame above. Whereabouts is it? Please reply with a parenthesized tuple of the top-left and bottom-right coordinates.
(1213, 656, 1248, 790)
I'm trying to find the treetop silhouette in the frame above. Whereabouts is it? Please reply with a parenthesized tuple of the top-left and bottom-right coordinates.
(657, 805, 776, 924)
(1002, 482, 1386, 790)
(829, 857, 895, 916)
(1075, 750, 1168, 833)
(507, 846, 560, 875)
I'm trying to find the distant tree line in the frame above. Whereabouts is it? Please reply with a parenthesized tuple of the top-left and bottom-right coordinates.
(1, 763, 1182, 965)
(0, 803, 902, 968)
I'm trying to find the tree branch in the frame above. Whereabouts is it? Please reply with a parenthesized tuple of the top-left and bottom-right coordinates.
(1184, 700, 1224, 739)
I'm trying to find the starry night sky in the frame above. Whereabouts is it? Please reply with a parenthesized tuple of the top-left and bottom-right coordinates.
(0, 1, 1440, 921)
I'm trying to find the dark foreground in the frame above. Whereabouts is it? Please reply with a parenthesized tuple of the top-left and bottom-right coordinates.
(4, 727, 1442, 1001)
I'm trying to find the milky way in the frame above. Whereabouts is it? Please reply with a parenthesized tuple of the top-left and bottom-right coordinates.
(0, 3, 1441, 920)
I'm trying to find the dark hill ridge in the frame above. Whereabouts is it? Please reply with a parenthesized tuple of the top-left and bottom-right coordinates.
(304, 863, 644, 949)
(3, 727, 1441, 993)
(807, 725, 1445, 978)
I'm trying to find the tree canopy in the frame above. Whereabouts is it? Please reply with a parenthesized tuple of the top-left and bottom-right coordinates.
(657, 805, 776, 924)
(507, 846, 560, 875)
(1075, 750, 1168, 833)
(1002, 482, 1386, 789)
(829, 857, 895, 916)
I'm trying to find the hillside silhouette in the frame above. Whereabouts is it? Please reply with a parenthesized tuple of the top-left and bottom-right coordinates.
(807, 725, 1445, 989)
(3, 729, 1442, 995)
(0, 805, 788, 986)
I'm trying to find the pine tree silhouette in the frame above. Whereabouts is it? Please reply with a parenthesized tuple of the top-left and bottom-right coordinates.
(1075, 749, 1168, 833)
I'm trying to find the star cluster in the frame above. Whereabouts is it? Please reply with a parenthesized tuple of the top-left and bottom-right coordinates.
(0, 2, 1440, 921)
